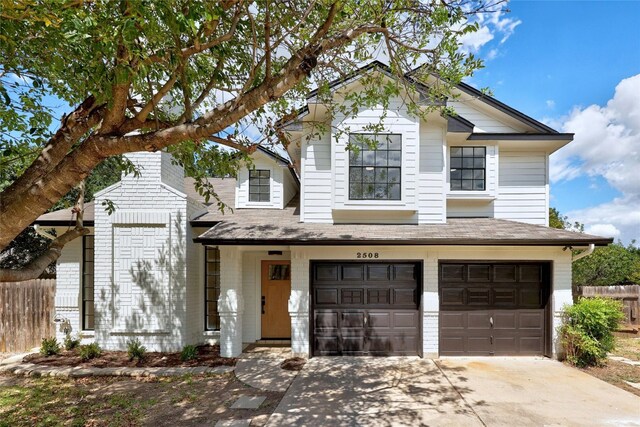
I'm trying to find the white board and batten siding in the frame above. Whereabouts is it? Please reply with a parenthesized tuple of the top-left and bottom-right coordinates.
(495, 151, 548, 226)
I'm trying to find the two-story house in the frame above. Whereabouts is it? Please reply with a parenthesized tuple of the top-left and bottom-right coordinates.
(35, 62, 611, 359)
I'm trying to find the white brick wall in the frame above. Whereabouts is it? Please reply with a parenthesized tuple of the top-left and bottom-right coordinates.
(91, 151, 198, 351)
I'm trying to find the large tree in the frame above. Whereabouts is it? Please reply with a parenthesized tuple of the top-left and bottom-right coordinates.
(0, 0, 501, 281)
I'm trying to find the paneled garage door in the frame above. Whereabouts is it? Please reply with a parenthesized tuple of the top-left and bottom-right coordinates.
(311, 262, 421, 356)
(439, 262, 551, 356)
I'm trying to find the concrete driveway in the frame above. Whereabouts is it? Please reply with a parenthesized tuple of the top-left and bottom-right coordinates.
(267, 357, 640, 427)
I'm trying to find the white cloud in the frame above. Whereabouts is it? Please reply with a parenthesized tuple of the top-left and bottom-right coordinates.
(459, 8, 522, 57)
(546, 99, 555, 109)
(568, 196, 640, 243)
(459, 26, 494, 52)
(584, 223, 621, 239)
(551, 74, 640, 243)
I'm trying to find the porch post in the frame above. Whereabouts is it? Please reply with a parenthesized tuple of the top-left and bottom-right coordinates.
(289, 248, 310, 355)
(218, 246, 244, 357)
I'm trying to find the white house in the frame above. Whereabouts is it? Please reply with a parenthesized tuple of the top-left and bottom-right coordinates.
(35, 62, 611, 358)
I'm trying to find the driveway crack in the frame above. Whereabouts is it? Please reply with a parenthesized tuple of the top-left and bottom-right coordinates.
(434, 360, 487, 427)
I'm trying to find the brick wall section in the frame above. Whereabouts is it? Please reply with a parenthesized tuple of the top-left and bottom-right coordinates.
(92, 151, 201, 351)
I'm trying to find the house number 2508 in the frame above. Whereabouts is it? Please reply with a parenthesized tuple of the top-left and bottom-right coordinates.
(356, 252, 379, 259)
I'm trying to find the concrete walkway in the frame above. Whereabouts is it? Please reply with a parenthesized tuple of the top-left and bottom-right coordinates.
(235, 346, 300, 392)
(268, 357, 640, 427)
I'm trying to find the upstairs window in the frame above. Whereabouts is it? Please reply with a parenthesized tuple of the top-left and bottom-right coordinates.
(82, 235, 95, 330)
(205, 247, 221, 331)
(450, 147, 486, 191)
(349, 134, 402, 200)
(249, 169, 270, 202)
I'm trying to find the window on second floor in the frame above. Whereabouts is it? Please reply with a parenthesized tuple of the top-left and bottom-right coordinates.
(349, 133, 402, 200)
(450, 146, 486, 191)
(249, 169, 270, 202)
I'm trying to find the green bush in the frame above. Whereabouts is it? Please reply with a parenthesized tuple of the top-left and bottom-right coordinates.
(63, 334, 81, 351)
(560, 297, 625, 367)
(180, 344, 198, 361)
(126, 338, 146, 361)
(79, 343, 102, 361)
(39, 337, 60, 356)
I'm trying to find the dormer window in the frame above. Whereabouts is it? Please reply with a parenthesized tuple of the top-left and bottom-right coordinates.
(249, 169, 270, 202)
(349, 134, 402, 200)
(450, 147, 486, 191)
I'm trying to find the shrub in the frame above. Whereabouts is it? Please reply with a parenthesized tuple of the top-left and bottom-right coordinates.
(560, 297, 625, 367)
(79, 342, 102, 361)
(127, 338, 146, 361)
(63, 334, 81, 351)
(180, 344, 198, 361)
(40, 337, 60, 356)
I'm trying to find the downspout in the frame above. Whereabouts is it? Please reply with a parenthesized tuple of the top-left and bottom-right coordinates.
(572, 244, 595, 262)
(571, 243, 595, 304)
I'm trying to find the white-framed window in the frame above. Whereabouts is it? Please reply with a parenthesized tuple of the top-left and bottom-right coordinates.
(450, 146, 486, 191)
(348, 133, 402, 200)
(249, 169, 271, 202)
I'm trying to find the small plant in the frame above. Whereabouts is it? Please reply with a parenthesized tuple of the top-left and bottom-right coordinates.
(63, 333, 81, 351)
(560, 297, 625, 367)
(127, 338, 146, 361)
(180, 344, 198, 361)
(79, 342, 102, 361)
(40, 337, 60, 356)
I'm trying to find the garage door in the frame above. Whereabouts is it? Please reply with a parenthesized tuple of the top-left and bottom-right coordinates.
(312, 262, 421, 356)
(439, 262, 550, 356)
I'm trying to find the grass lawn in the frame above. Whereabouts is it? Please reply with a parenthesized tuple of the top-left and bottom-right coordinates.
(0, 372, 283, 426)
(579, 336, 640, 398)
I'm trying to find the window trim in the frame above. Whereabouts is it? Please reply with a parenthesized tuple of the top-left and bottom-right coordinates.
(347, 133, 402, 201)
(449, 146, 487, 192)
(82, 235, 94, 331)
(204, 246, 221, 331)
(248, 169, 271, 203)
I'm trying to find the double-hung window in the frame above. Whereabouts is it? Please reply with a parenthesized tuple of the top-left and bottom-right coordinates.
(205, 247, 221, 331)
(349, 133, 402, 200)
(249, 169, 270, 202)
(450, 146, 486, 191)
(82, 235, 95, 330)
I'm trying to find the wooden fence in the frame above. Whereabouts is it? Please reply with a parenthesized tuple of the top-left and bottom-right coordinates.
(577, 285, 640, 327)
(0, 279, 56, 352)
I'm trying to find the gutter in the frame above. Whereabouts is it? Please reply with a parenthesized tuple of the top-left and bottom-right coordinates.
(572, 244, 595, 262)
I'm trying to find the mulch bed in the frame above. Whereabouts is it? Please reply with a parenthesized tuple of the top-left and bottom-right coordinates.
(280, 357, 306, 371)
(23, 344, 237, 368)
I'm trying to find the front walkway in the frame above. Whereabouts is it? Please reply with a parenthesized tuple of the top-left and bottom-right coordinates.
(267, 357, 640, 427)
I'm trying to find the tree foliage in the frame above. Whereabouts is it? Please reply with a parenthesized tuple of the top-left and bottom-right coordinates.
(549, 207, 640, 286)
(573, 241, 640, 287)
(0, 0, 503, 280)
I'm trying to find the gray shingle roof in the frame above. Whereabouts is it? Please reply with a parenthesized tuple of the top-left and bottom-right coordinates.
(36, 178, 611, 246)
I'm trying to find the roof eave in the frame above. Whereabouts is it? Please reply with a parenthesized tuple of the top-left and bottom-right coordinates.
(192, 237, 614, 246)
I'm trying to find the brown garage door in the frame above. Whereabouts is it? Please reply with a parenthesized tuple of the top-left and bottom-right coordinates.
(439, 262, 551, 356)
(311, 261, 421, 356)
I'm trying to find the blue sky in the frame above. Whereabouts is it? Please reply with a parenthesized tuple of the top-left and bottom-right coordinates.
(460, 0, 640, 243)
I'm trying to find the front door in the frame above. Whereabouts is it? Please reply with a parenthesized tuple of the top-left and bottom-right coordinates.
(261, 261, 292, 339)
